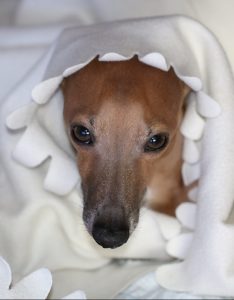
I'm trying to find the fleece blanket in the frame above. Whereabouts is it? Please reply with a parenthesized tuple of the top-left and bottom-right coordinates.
(1, 15, 234, 298)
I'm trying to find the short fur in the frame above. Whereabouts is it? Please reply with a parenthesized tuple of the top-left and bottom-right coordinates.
(62, 56, 190, 248)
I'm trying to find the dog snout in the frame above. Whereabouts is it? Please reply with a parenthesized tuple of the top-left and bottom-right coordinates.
(92, 217, 130, 249)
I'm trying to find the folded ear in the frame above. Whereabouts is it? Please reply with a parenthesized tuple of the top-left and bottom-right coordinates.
(60, 73, 79, 128)
(183, 83, 191, 99)
(60, 78, 66, 91)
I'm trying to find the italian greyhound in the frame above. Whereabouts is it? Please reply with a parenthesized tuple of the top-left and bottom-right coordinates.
(62, 56, 190, 249)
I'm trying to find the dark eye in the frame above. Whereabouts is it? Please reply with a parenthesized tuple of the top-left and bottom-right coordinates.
(144, 133, 169, 152)
(71, 124, 94, 145)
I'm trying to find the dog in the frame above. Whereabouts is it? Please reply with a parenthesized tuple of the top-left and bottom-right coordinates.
(61, 56, 190, 249)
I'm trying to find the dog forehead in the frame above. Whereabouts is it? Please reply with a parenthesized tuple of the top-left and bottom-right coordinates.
(63, 58, 184, 130)
(64, 56, 182, 95)
(96, 100, 146, 133)
(94, 101, 148, 157)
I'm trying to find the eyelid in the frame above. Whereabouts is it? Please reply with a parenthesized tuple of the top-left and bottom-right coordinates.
(70, 122, 94, 134)
(71, 115, 95, 128)
(147, 132, 169, 142)
(148, 121, 170, 132)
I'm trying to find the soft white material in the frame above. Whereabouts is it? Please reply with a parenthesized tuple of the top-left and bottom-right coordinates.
(0, 257, 86, 300)
(116, 271, 222, 300)
(0, 14, 234, 299)
(8, 0, 234, 73)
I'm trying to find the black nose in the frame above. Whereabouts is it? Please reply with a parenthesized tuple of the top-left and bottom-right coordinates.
(92, 221, 130, 249)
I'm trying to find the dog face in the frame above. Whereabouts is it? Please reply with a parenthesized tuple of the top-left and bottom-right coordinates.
(62, 57, 189, 249)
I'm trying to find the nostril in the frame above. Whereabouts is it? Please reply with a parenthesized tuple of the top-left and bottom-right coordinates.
(92, 222, 130, 249)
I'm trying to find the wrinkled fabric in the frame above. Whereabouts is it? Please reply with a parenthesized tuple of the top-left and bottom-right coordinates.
(0, 10, 234, 300)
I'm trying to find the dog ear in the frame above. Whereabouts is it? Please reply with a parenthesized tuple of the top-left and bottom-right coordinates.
(60, 79, 66, 91)
(181, 81, 192, 115)
(168, 66, 191, 100)
(183, 83, 191, 98)
(181, 83, 191, 114)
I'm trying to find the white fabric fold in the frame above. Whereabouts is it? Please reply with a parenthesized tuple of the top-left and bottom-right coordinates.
(0, 257, 86, 300)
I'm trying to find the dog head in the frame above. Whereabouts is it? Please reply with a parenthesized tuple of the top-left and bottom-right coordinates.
(62, 56, 189, 249)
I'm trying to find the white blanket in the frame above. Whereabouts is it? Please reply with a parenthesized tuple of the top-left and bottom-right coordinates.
(1, 6, 234, 300)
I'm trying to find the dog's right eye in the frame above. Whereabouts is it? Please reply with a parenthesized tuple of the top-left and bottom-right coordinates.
(71, 124, 94, 145)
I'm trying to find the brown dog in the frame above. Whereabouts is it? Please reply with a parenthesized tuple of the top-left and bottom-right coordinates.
(62, 56, 190, 249)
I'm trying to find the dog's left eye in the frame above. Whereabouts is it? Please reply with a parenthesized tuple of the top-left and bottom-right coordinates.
(144, 133, 169, 152)
(71, 125, 94, 145)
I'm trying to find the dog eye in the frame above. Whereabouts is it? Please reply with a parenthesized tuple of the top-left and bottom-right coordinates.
(144, 133, 169, 152)
(71, 125, 94, 145)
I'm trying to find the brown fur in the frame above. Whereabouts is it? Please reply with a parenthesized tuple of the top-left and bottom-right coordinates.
(62, 56, 190, 248)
